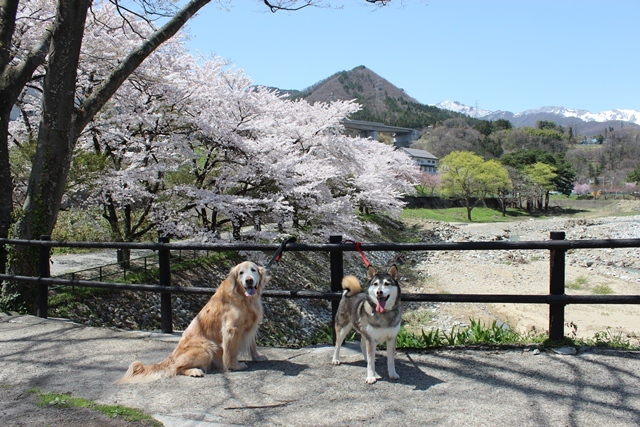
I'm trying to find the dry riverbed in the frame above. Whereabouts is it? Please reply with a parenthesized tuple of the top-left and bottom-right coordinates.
(402, 202, 640, 346)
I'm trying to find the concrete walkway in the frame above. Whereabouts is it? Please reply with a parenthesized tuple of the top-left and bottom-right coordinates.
(1, 312, 639, 426)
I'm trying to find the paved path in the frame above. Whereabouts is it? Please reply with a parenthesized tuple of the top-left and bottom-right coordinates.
(1, 313, 639, 426)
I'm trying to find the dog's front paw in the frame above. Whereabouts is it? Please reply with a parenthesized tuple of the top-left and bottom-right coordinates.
(389, 371, 400, 380)
(253, 354, 267, 362)
(229, 362, 249, 371)
(332, 358, 341, 366)
(183, 368, 204, 377)
(365, 376, 377, 384)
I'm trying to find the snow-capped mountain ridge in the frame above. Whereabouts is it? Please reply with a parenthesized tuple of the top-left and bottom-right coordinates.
(434, 100, 493, 118)
(436, 101, 640, 126)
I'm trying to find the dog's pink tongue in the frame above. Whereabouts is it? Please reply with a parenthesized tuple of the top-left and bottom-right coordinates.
(245, 288, 256, 297)
(376, 299, 386, 313)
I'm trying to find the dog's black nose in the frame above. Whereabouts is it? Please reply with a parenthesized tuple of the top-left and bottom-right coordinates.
(376, 290, 383, 297)
(245, 277, 254, 285)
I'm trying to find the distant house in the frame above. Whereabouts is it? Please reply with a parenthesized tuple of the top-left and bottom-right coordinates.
(400, 147, 438, 174)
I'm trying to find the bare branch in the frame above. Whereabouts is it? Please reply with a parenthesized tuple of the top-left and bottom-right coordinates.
(262, 1, 315, 13)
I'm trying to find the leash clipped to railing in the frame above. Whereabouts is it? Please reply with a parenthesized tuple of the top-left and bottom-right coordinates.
(343, 240, 371, 268)
(265, 237, 297, 270)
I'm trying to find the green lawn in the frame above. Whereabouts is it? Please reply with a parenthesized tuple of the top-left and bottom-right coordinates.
(402, 207, 531, 223)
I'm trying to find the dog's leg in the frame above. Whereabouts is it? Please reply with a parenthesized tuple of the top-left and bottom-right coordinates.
(223, 326, 248, 371)
(364, 338, 377, 384)
(249, 337, 267, 362)
(386, 337, 399, 380)
(173, 347, 211, 377)
(332, 324, 351, 365)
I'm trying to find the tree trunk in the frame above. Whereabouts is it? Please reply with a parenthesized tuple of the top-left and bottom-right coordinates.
(544, 191, 550, 210)
(232, 222, 242, 240)
(464, 195, 473, 221)
(15, 0, 89, 240)
(0, 1, 52, 287)
(6, 0, 90, 313)
(118, 205, 133, 268)
(0, 105, 13, 279)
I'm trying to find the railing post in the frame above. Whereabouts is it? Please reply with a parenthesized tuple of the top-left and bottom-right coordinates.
(329, 235, 343, 344)
(549, 231, 566, 340)
(158, 236, 173, 334)
(37, 235, 51, 318)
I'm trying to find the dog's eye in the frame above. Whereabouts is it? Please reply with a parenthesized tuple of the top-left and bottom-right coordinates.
(238, 271, 244, 276)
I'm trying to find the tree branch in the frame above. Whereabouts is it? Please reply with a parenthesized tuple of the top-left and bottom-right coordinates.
(0, 0, 19, 75)
(76, 0, 212, 133)
(0, 23, 53, 108)
(262, 0, 314, 12)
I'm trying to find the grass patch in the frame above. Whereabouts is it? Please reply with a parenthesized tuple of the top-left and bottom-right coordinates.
(396, 319, 528, 349)
(589, 328, 635, 349)
(592, 284, 613, 295)
(566, 276, 588, 290)
(28, 388, 161, 425)
(402, 207, 531, 223)
(393, 319, 639, 351)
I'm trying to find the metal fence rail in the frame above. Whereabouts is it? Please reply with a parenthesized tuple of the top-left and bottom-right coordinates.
(1, 232, 639, 340)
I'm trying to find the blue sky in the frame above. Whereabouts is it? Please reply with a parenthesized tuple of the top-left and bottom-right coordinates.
(183, 0, 640, 114)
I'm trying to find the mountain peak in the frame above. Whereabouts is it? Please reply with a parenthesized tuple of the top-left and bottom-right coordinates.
(296, 66, 420, 107)
(435, 100, 493, 119)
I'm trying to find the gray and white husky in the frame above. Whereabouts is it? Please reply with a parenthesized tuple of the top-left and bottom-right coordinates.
(332, 264, 402, 384)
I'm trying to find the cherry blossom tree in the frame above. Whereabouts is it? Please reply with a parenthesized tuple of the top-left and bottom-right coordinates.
(1, 0, 402, 312)
(573, 183, 591, 197)
(417, 172, 441, 196)
(158, 57, 419, 242)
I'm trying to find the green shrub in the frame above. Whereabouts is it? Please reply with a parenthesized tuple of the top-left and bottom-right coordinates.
(592, 284, 613, 295)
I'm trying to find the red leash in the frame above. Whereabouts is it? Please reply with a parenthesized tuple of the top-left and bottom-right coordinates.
(344, 240, 371, 268)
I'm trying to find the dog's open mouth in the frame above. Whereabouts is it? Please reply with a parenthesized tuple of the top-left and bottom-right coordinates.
(244, 287, 257, 297)
(376, 295, 389, 313)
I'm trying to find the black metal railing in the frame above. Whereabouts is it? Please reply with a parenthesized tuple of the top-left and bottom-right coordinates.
(1, 232, 639, 341)
(53, 248, 208, 283)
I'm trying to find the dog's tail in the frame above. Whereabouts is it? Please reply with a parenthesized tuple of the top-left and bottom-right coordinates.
(341, 275, 363, 297)
(116, 360, 167, 384)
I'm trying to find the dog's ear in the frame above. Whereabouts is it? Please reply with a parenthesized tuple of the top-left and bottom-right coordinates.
(257, 265, 270, 290)
(367, 265, 377, 280)
(387, 264, 398, 280)
(228, 264, 239, 283)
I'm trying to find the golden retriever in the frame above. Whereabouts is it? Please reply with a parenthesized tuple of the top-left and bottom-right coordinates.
(117, 261, 269, 383)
